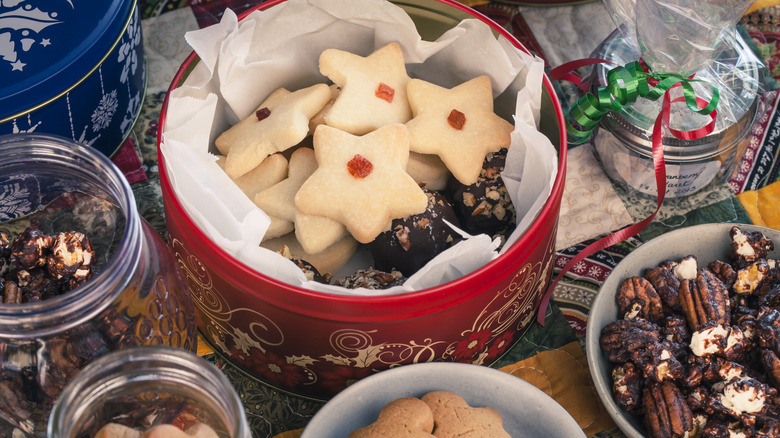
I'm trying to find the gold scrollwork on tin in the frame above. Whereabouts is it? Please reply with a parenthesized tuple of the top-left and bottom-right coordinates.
(169, 237, 284, 352)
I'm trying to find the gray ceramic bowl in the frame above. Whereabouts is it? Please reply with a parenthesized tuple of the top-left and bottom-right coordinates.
(585, 223, 780, 437)
(301, 362, 586, 437)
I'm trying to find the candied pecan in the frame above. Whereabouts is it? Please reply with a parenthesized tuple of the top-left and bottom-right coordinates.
(730, 226, 774, 269)
(734, 260, 773, 295)
(612, 362, 644, 412)
(708, 259, 737, 289)
(645, 266, 682, 311)
(642, 380, 695, 438)
(2, 281, 19, 304)
(679, 268, 731, 331)
(600, 319, 661, 363)
(632, 340, 684, 383)
(10, 227, 53, 269)
(617, 276, 664, 321)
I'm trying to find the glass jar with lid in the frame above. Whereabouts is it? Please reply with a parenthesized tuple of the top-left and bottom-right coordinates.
(47, 346, 250, 438)
(0, 133, 197, 437)
(588, 27, 763, 205)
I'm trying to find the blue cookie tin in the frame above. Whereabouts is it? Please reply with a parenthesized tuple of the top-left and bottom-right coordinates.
(0, 0, 146, 157)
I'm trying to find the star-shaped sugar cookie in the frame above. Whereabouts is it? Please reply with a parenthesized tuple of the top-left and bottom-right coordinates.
(294, 124, 428, 244)
(405, 75, 514, 185)
(254, 147, 347, 254)
(319, 42, 412, 135)
(215, 84, 332, 179)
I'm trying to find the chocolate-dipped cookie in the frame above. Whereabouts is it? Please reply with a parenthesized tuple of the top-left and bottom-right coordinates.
(369, 190, 460, 277)
(450, 148, 515, 238)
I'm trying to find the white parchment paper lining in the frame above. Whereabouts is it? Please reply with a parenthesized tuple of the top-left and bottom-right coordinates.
(160, 0, 558, 296)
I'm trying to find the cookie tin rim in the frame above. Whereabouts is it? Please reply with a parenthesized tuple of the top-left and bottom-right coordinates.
(0, 0, 135, 123)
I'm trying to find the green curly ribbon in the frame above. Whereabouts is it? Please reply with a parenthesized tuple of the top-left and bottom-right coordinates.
(564, 60, 720, 145)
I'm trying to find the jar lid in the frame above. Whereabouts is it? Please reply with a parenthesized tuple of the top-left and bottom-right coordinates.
(0, 0, 134, 122)
(591, 28, 762, 160)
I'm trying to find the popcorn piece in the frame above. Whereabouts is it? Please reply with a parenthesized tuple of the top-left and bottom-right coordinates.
(254, 147, 347, 253)
(733, 260, 772, 295)
(729, 226, 774, 269)
(405, 75, 514, 185)
(689, 322, 749, 359)
(294, 124, 428, 244)
(319, 42, 412, 135)
(215, 84, 332, 178)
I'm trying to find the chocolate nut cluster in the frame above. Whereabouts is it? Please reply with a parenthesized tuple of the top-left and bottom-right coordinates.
(0, 224, 95, 304)
(600, 226, 780, 438)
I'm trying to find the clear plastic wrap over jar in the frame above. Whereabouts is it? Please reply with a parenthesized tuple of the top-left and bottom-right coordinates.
(589, 28, 762, 199)
(47, 346, 250, 438)
(0, 134, 197, 437)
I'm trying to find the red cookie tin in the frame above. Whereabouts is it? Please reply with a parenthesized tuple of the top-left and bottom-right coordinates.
(158, 0, 567, 400)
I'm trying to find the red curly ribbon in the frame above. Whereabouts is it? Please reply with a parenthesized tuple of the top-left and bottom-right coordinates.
(537, 60, 718, 326)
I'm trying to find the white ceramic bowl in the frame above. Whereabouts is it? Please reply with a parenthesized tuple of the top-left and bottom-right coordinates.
(585, 223, 780, 437)
(301, 362, 585, 437)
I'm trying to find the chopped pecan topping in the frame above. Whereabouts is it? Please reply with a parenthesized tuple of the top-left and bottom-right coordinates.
(617, 276, 664, 321)
(642, 381, 695, 438)
(678, 268, 730, 331)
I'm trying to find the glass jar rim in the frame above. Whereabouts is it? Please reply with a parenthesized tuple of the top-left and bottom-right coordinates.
(0, 133, 142, 337)
(47, 345, 251, 438)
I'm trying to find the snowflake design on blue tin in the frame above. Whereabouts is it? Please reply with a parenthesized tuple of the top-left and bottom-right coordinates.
(91, 89, 118, 132)
(0, 182, 32, 221)
(117, 8, 142, 84)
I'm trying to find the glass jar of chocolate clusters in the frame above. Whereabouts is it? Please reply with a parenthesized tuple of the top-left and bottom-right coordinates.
(0, 134, 197, 437)
(47, 346, 250, 438)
